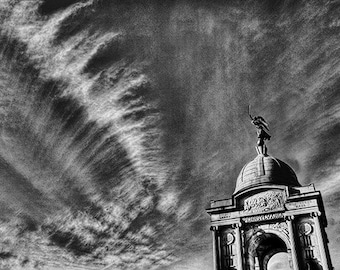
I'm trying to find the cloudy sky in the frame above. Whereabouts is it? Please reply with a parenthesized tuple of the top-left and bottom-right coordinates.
(0, 0, 339, 269)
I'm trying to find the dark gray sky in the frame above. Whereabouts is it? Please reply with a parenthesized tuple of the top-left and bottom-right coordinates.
(0, 0, 339, 269)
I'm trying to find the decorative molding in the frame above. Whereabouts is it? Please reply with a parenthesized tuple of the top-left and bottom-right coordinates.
(231, 221, 243, 229)
(284, 215, 295, 221)
(243, 190, 285, 214)
(311, 211, 321, 217)
(242, 213, 284, 223)
(210, 226, 218, 231)
(260, 222, 289, 235)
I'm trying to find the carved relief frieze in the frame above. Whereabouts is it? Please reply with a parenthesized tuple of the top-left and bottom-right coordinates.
(243, 190, 285, 214)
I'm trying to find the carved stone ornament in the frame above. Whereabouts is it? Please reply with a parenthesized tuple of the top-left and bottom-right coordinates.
(242, 213, 284, 223)
(298, 223, 313, 235)
(243, 190, 285, 214)
(260, 222, 288, 234)
(223, 233, 235, 245)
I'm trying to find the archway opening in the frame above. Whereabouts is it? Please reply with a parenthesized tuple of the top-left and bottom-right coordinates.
(260, 236, 290, 270)
(267, 252, 290, 270)
(248, 232, 290, 270)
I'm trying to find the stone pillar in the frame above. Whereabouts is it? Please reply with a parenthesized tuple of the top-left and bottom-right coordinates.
(286, 216, 299, 270)
(255, 257, 260, 270)
(210, 226, 219, 270)
(312, 212, 330, 270)
(217, 229, 222, 269)
(234, 223, 244, 270)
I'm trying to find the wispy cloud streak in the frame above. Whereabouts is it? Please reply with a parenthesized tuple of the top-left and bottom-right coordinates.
(0, 0, 339, 269)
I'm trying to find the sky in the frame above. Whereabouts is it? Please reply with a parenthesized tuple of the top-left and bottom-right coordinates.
(0, 0, 339, 269)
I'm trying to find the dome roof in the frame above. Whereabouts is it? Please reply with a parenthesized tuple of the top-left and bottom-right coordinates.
(234, 153, 300, 195)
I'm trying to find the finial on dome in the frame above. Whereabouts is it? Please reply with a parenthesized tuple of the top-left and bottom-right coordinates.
(248, 105, 271, 155)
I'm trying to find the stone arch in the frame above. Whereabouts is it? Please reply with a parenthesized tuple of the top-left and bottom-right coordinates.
(246, 231, 289, 270)
(263, 228, 290, 250)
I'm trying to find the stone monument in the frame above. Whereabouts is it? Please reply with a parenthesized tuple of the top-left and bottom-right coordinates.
(206, 116, 333, 270)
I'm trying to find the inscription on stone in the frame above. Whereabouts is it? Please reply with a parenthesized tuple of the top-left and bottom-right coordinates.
(243, 190, 285, 214)
(285, 199, 317, 210)
(243, 213, 284, 223)
(220, 213, 231, 219)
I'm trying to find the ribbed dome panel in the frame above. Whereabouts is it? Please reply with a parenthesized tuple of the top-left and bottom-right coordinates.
(234, 154, 300, 195)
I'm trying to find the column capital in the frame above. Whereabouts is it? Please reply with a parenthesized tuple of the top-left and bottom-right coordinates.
(311, 211, 321, 217)
(285, 215, 295, 221)
(210, 226, 219, 231)
(232, 222, 243, 229)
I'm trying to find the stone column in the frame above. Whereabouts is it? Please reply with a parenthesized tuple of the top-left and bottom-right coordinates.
(234, 223, 244, 270)
(312, 212, 330, 270)
(210, 226, 219, 270)
(286, 216, 299, 270)
(255, 257, 260, 270)
(217, 229, 222, 269)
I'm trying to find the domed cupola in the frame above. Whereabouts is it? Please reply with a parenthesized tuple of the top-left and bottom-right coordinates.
(207, 112, 333, 270)
(234, 112, 300, 195)
(233, 151, 300, 195)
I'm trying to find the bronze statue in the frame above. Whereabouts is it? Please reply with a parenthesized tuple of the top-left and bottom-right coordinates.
(248, 106, 271, 147)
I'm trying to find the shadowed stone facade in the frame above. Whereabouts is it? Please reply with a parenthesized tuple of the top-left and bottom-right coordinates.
(207, 146, 333, 270)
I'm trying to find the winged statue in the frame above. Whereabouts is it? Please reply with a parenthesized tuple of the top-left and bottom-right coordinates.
(248, 106, 271, 147)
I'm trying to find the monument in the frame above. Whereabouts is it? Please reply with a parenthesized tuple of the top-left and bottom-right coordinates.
(206, 115, 333, 270)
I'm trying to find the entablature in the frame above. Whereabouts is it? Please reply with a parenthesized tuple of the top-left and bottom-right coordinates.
(208, 184, 326, 227)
